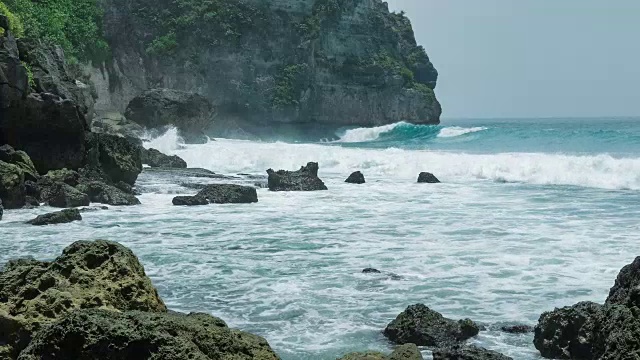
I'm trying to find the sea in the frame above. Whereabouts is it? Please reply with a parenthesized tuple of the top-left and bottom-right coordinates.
(3, 117, 640, 359)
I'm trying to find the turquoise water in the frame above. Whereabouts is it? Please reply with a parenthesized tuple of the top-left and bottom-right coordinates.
(2, 117, 640, 359)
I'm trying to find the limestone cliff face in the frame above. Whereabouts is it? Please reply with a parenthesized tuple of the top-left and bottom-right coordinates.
(93, 0, 441, 137)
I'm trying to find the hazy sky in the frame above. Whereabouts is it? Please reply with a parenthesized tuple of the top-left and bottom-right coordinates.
(388, 1, 640, 119)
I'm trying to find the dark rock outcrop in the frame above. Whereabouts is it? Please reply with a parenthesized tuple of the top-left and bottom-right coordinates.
(18, 309, 279, 360)
(346, 171, 366, 184)
(90, 112, 145, 140)
(0, 240, 166, 358)
(83, 132, 142, 185)
(384, 304, 480, 347)
(606, 256, 640, 307)
(338, 344, 423, 360)
(0, 160, 25, 209)
(267, 162, 328, 191)
(0, 145, 38, 181)
(76, 181, 140, 206)
(26, 208, 82, 226)
(432, 346, 513, 360)
(141, 148, 187, 168)
(39, 181, 90, 208)
(43, 168, 79, 186)
(0, 198, 3, 220)
(500, 324, 533, 334)
(363, 268, 382, 274)
(417, 172, 440, 183)
(125, 89, 213, 143)
(0, 25, 28, 109)
(172, 184, 258, 206)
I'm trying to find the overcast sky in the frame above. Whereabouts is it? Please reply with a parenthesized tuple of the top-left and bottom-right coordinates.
(388, 0, 640, 119)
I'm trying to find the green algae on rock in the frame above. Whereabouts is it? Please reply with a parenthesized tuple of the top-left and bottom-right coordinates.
(0, 240, 166, 359)
(338, 344, 423, 360)
(17, 309, 280, 360)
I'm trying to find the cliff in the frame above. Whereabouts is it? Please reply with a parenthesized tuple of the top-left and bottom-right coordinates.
(92, 0, 441, 138)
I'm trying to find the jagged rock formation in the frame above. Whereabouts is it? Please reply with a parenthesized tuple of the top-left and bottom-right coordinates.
(432, 346, 513, 360)
(267, 162, 328, 191)
(0, 240, 166, 359)
(26, 208, 82, 226)
(92, 0, 441, 138)
(141, 148, 187, 168)
(172, 184, 258, 206)
(338, 344, 423, 360)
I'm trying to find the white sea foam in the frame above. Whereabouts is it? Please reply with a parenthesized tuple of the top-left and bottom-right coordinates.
(336, 122, 407, 142)
(437, 126, 488, 138)
(149, 131, 640, 190)
(143, 127, 185, 152)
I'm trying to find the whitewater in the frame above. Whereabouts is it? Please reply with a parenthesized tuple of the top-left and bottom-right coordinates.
(3, 117, 640, 359)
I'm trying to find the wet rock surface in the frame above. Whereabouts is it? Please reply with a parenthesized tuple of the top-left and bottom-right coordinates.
(384, 304, 479, 347)
(267, 162, 328, 191)
(76, 181, 140, 206)
(432, 346, 513, 360)
(172, 184, 258, 206)
(338, 344, 423, 360)
(417, 172, 440, 183)
(0, 240, 166, 358)
(39, 181, 90, 208)
(141, 148, 187, 168)
(26, 208, 82, 226)
(346, 171, 366, 184)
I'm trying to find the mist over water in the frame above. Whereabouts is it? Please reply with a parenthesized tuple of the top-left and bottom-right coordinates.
(3, 117, 640, 359)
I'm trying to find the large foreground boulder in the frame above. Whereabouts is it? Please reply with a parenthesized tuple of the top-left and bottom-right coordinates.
(141, 148, 187, 168)
(26, 208, 82, 226)
(18, 309, 279, 360)
(432, 346, 513, 360)
(267, 162, 328, 191)
(83, 132, 142, 185)
(0, 160, 25, 209)
(76, 181, 140, 206)
(606, 256, 640, 307)
(338, 344, 423, 360)
(125, 89, 213, 144)
(383, 304, 480, 347)
(0, 240, 166, 358)
(417, 172, 440, 183)
(172, 184, 258, 206)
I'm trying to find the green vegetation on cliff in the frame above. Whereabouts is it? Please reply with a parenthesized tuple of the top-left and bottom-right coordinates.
(0, 1, 23, 37)
(2, 0, 109, 62)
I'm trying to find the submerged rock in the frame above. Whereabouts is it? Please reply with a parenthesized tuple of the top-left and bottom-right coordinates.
(0, 240, 166, 358)
(363, 268, 382, 274)
(346, 171, 366, 184)
(172, 184, 258, 205)
(125, 89, 213, 143)
(39, 181, 90, 208)
(417, 172, 440, 183)
(18, 309, 279, 360)
(499, 324, 534, 334)
(338, 344, 423, 360)
(267, 162, 328, 191)
(141, 148, 187, 168)
(26, 208, 82, 226)
(76, 181, 140, 206)
(384, 304, 480, 347)
(432, 346, 513, 360)
(0, 160, 25, 209)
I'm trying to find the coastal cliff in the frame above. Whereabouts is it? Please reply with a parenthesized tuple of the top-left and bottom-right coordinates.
(92, 0, 441, 137)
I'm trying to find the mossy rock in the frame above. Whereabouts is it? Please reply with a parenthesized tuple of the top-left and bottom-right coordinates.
(0, 240, 166, 359)
(18, 309, 280, 360)
(339, 344, 423, 360)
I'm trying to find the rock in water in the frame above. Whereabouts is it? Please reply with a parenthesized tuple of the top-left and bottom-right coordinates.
(26, 209, 82, 226)
(0, 160, 25, 209)
(338, 344, 423, 360)
(141, 148, 188, 168)
(533, 301, 602, 359)
(432, 346, 513, 360)
(172, 184, 258, 205)
(83, 132, 143, 186)
(500, 324, 534, 334)
(0, 198, 3, 220)
(346, 171, 366, 184)
(0, 240, 166, 358)
(417, 172, 440, 183)
(363, 268, 382, 274)
(76, 181, 140, 206)
(0, 145, 39, 181)
(125, 89, 213, 143)
(267, 162, 328, 191)
(43, 168, 80, 186)
(606, 256, 640, 307)
(18, 309, 279, 360)
(384, 304, 479, 347)
(39, 181, 90, 208)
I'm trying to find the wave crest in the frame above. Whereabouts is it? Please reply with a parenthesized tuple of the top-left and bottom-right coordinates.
(337, 122, 487, 143)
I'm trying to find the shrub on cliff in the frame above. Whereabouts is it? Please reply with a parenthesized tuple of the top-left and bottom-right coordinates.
(2, 0, 109, 62)
(0, 1, 23, 37)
